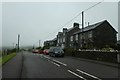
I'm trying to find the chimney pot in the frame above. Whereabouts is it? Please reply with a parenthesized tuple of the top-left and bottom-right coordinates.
(73, 23, 79, 27)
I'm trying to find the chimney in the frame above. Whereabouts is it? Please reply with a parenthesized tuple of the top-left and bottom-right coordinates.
(63, 28, 67, 33)
(73, 23, 79, 27)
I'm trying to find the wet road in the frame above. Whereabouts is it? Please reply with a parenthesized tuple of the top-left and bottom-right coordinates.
(2, 51, 119, 79)
(21, 52, 78, 78)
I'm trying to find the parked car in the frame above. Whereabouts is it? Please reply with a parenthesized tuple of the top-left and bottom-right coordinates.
(38, 50, 43, 54)
(49, 47, 64, 57)
(32, 50, 39, 53)
(43, 49, 49, 55)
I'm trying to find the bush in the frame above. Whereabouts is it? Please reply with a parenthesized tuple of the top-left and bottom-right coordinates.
(102, 45, 113, 51)
(63, 48, 76, 56)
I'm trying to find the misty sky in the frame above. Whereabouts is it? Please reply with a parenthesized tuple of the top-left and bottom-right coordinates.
(2, 2, 119, 47)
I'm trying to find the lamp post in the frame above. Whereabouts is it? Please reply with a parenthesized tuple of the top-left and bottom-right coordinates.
(117, 53, 120, 63)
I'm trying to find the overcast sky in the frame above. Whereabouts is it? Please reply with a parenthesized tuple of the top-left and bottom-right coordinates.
(2, 1, 119, 48)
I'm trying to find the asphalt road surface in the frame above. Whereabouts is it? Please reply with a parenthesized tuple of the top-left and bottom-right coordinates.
(21, 52, 78, 78)
(2, 51, 120, 79)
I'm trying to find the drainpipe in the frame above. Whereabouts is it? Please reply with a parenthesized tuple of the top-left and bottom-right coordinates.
(117, 53, 120, 63)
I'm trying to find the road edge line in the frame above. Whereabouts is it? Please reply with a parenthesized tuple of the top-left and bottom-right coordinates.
(67, 70, 87, 80)
(76, 69, 102, 80)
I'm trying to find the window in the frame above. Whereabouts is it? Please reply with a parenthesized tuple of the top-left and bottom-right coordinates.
(63, 37, 65, 42)
(70, 36, 73, 41)
(75, 34, 78, 41)
(60, 38, 62, 43)
(63, 33, 65, 36)
(80, 34, 84, 40)
(62, 44, 65, 49)
(57, 39, 59, 43)
(88, 31, 92, 38)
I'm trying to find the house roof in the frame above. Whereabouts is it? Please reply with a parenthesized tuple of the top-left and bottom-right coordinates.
(74, 20, 118, 35)
(58, 32, 63, 35)
(67, 27, 74, 32)
(52, 38, 57, 41)
(67, 22, 79, 32)
(46, 38, 57, 42)
(74, 20, 106, 35)
(67, 26, 80, 33)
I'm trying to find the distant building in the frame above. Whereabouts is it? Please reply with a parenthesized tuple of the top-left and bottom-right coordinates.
(57, 23, 80, 49)
(44, 38, 57, 47)
(73, 20, 117, 49)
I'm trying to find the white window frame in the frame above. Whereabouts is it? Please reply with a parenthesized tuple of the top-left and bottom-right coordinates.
(57, 39, 59, 43)
(70, 36, 73, 41)
(88, 31, 92, 38)
(75, 34, 78, 41)
(63, 33, 65, 36)
(63, 37, 65, 42)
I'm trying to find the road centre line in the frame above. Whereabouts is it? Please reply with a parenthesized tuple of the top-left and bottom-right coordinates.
(76, 69, 102, 80)
(67, 70, 87, 80)
(42, 55, 67, 66)
(50, 61, 60, 67)
(53, 59, 67, 66)
(43, 55, 50, 59)
(43, 55, 100, 79)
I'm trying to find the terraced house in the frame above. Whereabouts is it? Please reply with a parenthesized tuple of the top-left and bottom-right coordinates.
(57, 23, 80, 49)
(73, 20, 117, 49)
(44, 20, 117, 50)
(44, 38, 57, 47)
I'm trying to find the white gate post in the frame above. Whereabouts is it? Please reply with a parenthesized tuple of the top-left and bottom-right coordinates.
(117, 53, 120, 63)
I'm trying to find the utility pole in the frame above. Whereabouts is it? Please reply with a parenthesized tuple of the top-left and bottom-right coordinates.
(39, 40, 41, 48)
(18, 34, 20, 52)
(16, 44, 18, 53)
(33, 44, 35, 50)
(13, 43, 14, 49)
(81, 11, 84, 48)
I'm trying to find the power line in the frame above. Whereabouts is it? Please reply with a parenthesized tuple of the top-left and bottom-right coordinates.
(43, 12, 83, 40)
(43, 0, 104, 41)
(84, 0, 104, 12)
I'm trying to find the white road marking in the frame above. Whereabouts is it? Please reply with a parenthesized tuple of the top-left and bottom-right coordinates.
(76, 69, 102, 80)
(42, 55, 67, 66)
(50, 61, 60, 67)
(53, 59, 67, 66)
(43, 55, 50, 59)
(67, 70, 87, 80)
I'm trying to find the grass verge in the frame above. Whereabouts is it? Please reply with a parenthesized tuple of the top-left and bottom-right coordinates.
(0, 53, 16, 65)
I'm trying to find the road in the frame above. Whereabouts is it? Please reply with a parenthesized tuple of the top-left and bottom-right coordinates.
(2, 51, 120, 79)
(21, 52, 78, 78)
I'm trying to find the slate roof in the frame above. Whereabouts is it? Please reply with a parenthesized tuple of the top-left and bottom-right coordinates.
(74, 20, 107, 35)
(67, 27, 74, 32)
(45, 38, 57, 42)
(52, 38, 57, 41)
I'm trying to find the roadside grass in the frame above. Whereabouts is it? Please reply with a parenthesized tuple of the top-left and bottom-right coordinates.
(0, 53, 16, 65)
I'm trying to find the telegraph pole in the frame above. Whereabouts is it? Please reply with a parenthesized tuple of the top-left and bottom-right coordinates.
(13, 43, 14, 49)
(33, 44, 35, 50)
(39, 40, 41, 48)
(18, 34, 20, 52)
(81, 11, 84, 48)
(16, 44, 18, 53)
